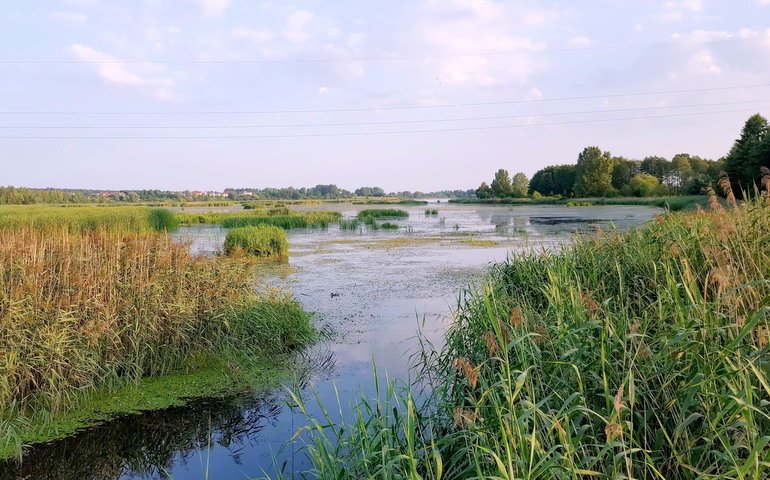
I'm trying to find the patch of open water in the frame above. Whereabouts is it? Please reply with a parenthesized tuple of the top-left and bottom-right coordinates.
(1, 203, 657, 480)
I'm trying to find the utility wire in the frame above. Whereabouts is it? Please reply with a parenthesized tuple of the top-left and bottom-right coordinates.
(2, 83, 769, 116)
(2, 99, 767, 129)
(0, 37, 756, 65)
(0, 107, 764, 139)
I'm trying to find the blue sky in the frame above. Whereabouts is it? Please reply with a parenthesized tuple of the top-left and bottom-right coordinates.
(1, 0, 769, 191)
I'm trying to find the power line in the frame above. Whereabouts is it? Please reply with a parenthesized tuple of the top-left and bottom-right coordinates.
(0, 37, 756, 65)
(2, 83, 769, 116)
(2, 99, 767, 129)
(0, 107, 763, 139)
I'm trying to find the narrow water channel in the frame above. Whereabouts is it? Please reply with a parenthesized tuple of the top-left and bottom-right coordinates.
(1, 204, 657, 480)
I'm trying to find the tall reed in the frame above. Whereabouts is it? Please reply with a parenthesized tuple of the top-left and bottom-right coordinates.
(0, 206, 178, 232)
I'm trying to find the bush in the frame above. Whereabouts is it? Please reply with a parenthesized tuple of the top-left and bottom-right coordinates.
(625, 173, 660, 196)
(223, 225, 288, 259)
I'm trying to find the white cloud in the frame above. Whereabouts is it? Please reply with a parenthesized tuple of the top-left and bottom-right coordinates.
(660, 0, 703, 21)
(412, 0, 548, 87)
(198, 0, 229, 18)
(283, 9, 315, 45)
(671, 30, 732, 42)
(318, 86, 329, 94)
(689, 49, 721, 74)
(232, 27, 273, 43)
(70, 44, 179, 101)
(568, 35, 593, 47)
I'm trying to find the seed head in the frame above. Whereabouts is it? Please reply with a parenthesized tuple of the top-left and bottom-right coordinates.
(483, 331, 500, 357)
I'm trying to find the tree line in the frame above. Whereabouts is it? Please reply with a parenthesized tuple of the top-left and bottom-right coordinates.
(476, 113, 770, 199)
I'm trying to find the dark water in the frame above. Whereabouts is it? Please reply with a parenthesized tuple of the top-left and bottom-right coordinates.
(0, 204, 657, 480)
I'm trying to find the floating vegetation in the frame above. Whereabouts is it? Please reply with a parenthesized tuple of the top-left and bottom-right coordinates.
(223, 225, 289, 259)
(339, 219, 361, 230)
(356, 209, 409, 227)
(220, 211, 342, 229)
(379, 222, 400, 229)
(425, 209, 439, 215)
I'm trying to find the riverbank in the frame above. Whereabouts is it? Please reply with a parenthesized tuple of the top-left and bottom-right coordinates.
(449, 194, 706, 210)
(292, 197, 770, 478)
(0, 227, 315, 459)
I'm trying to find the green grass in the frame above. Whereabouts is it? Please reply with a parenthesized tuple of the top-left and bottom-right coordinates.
(339, 219, 361, 230)
(220, 211, 342, 229)
(379, 222, 400, 229)
(223, 225, 289, 259)
(284, 198, 770, 479)
(425, 209, 439, 215)
(356, 209, 409, 227)
(0, 205, 178, 232)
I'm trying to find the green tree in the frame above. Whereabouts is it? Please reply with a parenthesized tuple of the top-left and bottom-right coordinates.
(670, 153, 693, 192)
(511, 172, 529, 198)
(490, 169, 512, 197)
(575, 147, 615, 197)
(723, 113, 769, 197)
(626, 174, 659, 197)
(611, 157, 639, 191)
(529, 165, 577, 197)
(475, 182, 492, 199)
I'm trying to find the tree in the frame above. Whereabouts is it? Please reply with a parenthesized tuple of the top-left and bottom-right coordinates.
(611, 157, 639, 191)
(511, 172, 529, 198)
(626, 174, 659, 197)
(575, 147, 615, 197)
(723, 114, 769, 197)
(670, 154, 693, 192)
(529, 165, 577, 197)
(475, 182, 492, 199)
(490, 169, 512, 198)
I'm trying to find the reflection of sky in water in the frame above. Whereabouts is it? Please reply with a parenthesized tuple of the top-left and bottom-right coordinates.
(3, 204, 657, 480)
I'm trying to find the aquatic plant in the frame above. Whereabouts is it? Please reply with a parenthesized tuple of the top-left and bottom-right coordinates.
(287, 194, 770, 479)
(223, 226, 288, 259)
(0, 227, 314, 459)
(379, 222, 400, 229)
(338, 219, 361, 230)
(220, 211, 342, 229)
(425, 209, 439, 215)
(356, 209, 408, 227)
(0, 205, 178, 232)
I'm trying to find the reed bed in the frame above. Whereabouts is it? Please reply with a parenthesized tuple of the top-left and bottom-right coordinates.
(0, 206, 178, 232)
(0, 227, 313, 456)
(224, 226, 289, 259)
(175, 210, 341, 229)
(287, 195, 770, 479)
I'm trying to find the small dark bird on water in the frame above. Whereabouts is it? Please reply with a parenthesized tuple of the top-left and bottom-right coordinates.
(330, 292, 340, 298)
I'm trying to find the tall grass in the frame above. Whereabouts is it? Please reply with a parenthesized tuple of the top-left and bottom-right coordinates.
(224, 226, 289, 259)
(287, 198, 770, 479)
(0, 227, 313, 457)
(0, 205, 178, 232)
(220, 211, 342, 229)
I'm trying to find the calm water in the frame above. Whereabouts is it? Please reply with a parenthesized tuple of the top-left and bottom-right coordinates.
(1, 203, 657, 480)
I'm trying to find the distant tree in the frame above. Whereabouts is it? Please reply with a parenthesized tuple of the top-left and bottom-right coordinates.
(611, 157, 639, 191)
(683, 174, 714, 195)
(490, 169, 512, 197)
(529, 165, 577, 197)
(355, 186, 386, 197)
(670, 154, 693, 192)
(626, 174, 659, 197)
(640, 156, 671, 184)
(723, 113, 769, 197)
(511, 172, 529, 198)
(476, 182, 493, 199)
(575, 147, 615, 197)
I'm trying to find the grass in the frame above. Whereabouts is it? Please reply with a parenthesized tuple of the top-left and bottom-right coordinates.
(425, 209, 439, 215)
(284, 197, 770, 479)
(220, 211, 342, 229)
(223, 225, 289, 259)
(0, 227, 314, 458)
(379, 222, 400, 229)
(0, 205, 178, 232)
(357, 209, 409, 227)
(339, 219, 361, 230)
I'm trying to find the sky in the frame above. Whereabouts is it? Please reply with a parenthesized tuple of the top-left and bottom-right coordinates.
(1, 0, 769, 192)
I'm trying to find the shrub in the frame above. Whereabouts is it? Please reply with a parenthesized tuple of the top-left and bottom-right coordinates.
(223, 226, 288, 259)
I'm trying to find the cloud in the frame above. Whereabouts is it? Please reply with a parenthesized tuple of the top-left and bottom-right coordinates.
(70, 44, 179, 101)
(568, 35, 593, 47)
(283, 9, 315, 45)
(198, 0, 229, 18)
(670, 30, 732, 42)
(412, 0, 549, 87)
(232, 27, 273, 43)
(689, 49, 721, 75)
(318, 86, 329, 94)
(660, 0, 703, 21)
